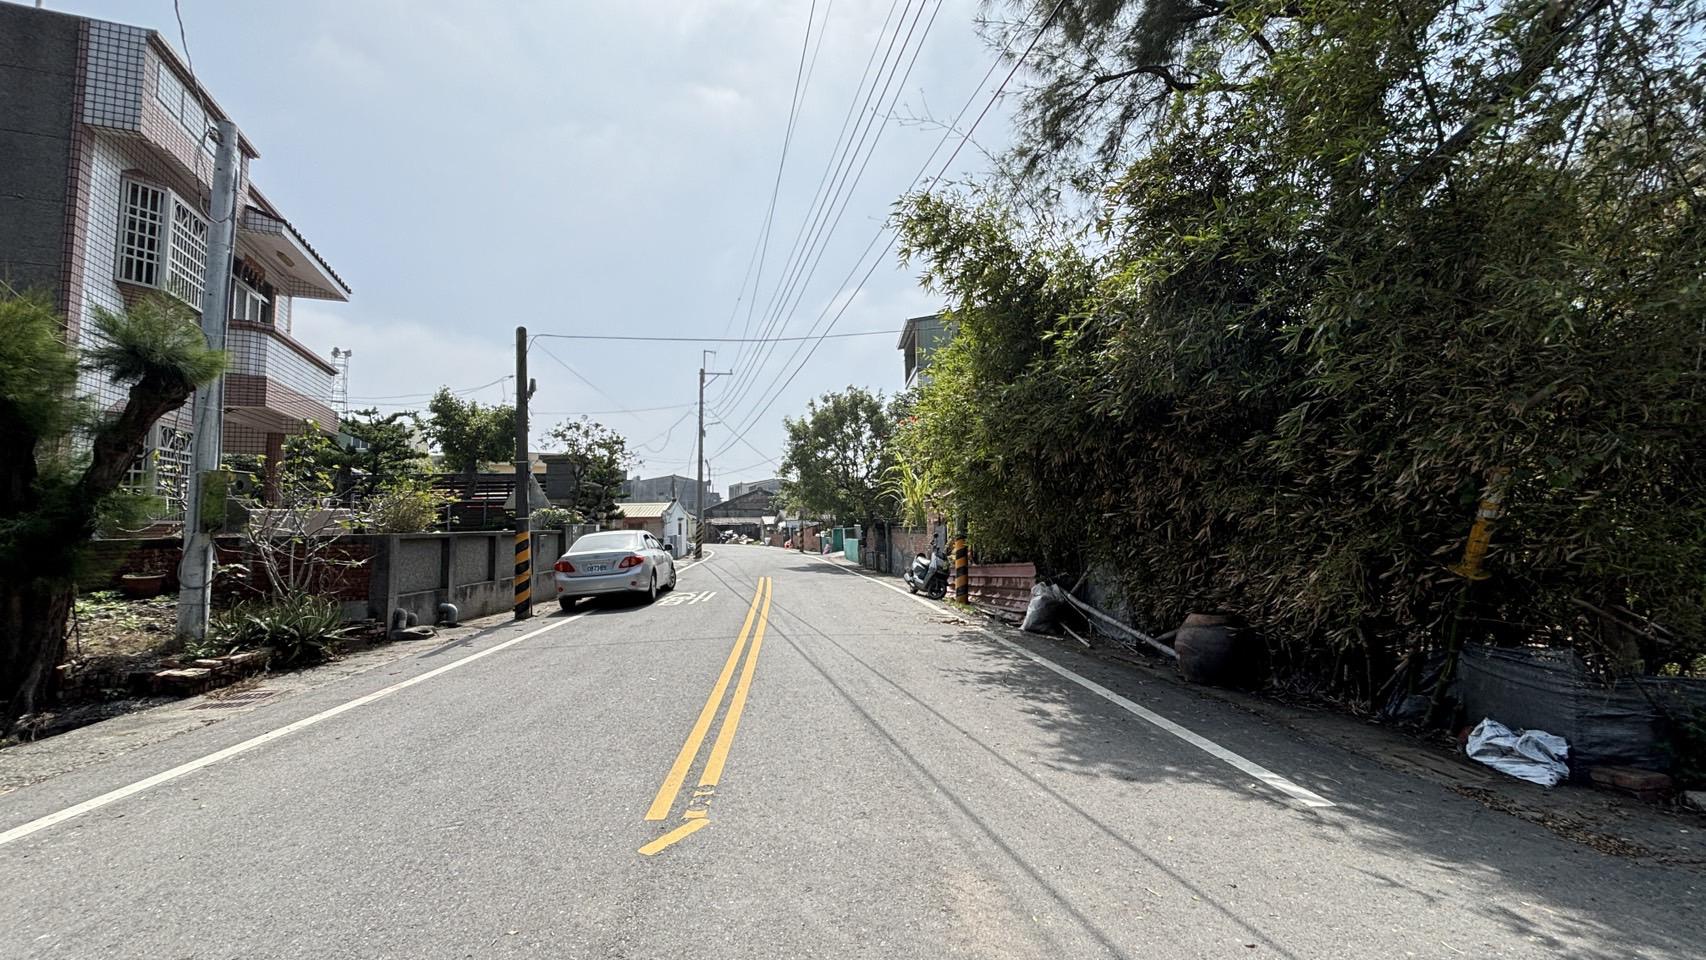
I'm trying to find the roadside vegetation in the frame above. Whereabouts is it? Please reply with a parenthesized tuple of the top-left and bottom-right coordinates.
(0, 290, 223, 728)
(868, 0, 1706, 702)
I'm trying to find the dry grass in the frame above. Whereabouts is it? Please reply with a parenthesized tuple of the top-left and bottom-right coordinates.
(67, 590, 178, 668)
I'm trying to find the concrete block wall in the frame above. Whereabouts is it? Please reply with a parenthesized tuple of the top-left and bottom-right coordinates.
(360, 529, 564, 625)
(87, 529, 572, 624)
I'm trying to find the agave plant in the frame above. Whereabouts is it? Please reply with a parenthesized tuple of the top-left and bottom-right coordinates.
(211, 593, 350, 667)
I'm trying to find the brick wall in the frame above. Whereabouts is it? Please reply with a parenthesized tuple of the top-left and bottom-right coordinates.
(81, 535, 374, 602)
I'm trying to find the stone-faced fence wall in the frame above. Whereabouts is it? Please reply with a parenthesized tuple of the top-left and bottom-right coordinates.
(82, 529, 568, 624)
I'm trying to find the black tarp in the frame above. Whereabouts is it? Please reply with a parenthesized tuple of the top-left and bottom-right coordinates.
(1456, 645, 1706, 773)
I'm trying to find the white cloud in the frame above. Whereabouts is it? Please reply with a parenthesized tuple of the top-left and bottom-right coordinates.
(685, 83, 750, 123)
(289, 301, 514, 413)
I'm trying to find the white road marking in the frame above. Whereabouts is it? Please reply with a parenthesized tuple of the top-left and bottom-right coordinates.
(809, 555, 1335, 809)
(0, 611, 592, 848)
(658, 590, 716, 607)
(674, 548, 716, 572)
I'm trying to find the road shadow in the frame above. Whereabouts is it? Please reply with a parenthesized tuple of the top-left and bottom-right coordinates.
(769, 560, 1705, 960)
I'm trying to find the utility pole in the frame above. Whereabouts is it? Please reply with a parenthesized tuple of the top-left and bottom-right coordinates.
(953, 511, 970, 604)
(513, 327, 535, 620)
(694, 350, 732, 559)
(175, 119, 241, 641)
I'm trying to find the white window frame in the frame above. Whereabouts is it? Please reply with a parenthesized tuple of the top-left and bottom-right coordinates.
(231, 279, 271, 324)
(154, 61, 215, 159)
(117, 179, 166, 288)
(116, 177, 210, 311)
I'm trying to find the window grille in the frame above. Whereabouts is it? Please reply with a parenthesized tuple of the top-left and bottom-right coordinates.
(122, 448, 151, 497)
(118, 180, 215, 310)
(118, 180, 165, 287)
(167, 198, 209, 306)
(153, 426, 194, 520)
(120, 425, 195, 521)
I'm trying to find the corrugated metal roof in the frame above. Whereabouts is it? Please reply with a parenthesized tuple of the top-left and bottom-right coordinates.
(617, 501, 674, 519)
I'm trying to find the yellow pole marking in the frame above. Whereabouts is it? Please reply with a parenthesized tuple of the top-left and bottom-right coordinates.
(698, 577, 772, 789)
(638, 818, 710, 856)
(643, 578, 766, 821)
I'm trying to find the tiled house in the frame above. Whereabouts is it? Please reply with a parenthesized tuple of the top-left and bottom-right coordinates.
(0, 4, 351, 514)
(897, 313, 952, 388)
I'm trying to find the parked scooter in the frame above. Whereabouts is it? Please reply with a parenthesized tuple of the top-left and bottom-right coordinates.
(904, 546, 949, 599)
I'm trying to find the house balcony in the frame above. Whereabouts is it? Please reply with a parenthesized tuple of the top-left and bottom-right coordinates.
(224, 320, 339, 440)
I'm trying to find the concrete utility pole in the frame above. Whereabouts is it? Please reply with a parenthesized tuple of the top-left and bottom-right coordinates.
(694, 351, 731, 559)
(175, 119, 241, 641)
(513, 327, 535, 620)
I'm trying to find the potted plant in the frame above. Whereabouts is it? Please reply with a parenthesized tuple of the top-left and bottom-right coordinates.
(1174, 611, 1263, 688)
(119, 567, 169, 598)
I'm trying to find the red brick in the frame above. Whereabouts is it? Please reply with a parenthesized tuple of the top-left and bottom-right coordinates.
(153, 667, 214, 695)
(1589, 765, 1674, 800)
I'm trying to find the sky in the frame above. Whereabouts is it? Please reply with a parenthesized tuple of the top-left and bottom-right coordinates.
(43, 0, 1017, 493)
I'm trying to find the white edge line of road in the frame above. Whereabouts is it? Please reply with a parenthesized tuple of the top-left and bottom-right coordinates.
(809, 553, 1334, 810)
(0, 611, 593, 849)
(675, 547, 715, 572)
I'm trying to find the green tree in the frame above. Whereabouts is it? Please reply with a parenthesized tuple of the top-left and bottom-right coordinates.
(337, 408, 428, 496)
(1, 292, 223, 725)
(545, 416, 634, 523)
(780, 387, 898, 526)
(241, 409, 427, 505)
(423, 389, 514, 492)
(897, 0, 1706, 695)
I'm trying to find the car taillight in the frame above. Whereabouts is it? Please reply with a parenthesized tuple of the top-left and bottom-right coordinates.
(618, 555, 644, 570)
(554, 559, 575, 573)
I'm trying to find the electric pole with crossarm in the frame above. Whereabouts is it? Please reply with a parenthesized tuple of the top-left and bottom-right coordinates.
(695, 351, 730, 559)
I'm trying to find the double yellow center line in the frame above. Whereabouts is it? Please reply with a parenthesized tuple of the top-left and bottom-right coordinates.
(640, 576, 773, 856)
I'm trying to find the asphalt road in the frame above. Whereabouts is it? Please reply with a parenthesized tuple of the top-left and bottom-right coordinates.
(1, 545, 1700, 958)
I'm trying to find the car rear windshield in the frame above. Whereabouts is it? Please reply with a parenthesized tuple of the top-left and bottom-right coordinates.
(569, 531, 645, 553)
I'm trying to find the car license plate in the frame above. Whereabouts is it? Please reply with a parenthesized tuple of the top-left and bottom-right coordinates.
(584, 563, 609, 573)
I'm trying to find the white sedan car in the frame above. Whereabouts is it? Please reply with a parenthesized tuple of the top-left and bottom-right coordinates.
(552, 530, 677, 610)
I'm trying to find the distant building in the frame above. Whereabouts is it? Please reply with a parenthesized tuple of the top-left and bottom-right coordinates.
(704, 488, 780, 540)
(898, 313, 953, 388)
(728, 478, 782, 500)
(620, 474, 720, 513)
(614, 500, 692, 556)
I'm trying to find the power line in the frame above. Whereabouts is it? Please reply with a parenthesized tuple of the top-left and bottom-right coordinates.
(528, 330, 900, 346)
(533, 340, 621, 406)
(722, 0, 912, 379)
(535, 402, 697, 416)
(634, 408, 695, 453)
(710, 417, 780, 467)
(719, 458, 783, 475)
(347, 375, 514, 402)
(719, 0, 947, 416)
(710, 0, 1069, 460)
(732, 0, 827, 343)
(723, 0, 928, 403)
